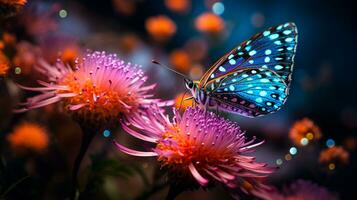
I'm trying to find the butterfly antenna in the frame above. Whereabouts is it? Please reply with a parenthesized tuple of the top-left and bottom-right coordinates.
(152, 60, 190, 79)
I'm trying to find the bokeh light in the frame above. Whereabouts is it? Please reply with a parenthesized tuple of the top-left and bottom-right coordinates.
(326, 138, 335, 148)
(289, 147, 298, 155)
(59, 9, 67, 18)
(212, 2, 224, 15)
(103, 129, 111, 138)
(276, 158, 283, 165)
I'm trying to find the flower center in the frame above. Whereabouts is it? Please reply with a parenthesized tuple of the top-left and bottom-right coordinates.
(59, 72, 140, 123)
(156, 126, 234, 169)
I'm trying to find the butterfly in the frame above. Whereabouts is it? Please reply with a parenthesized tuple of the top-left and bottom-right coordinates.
(184, 22, 298, 117)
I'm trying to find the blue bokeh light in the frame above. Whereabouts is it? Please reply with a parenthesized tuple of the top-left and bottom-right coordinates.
(326, 138, 335, 148)
(212, 2, 225, 15)
(103, 129, 111, 138)
(289, 147, 298, 155)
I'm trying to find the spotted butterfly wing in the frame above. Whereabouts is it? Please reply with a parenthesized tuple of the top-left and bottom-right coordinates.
(199, 22, 297, 87)
(204, 68, 288, 117)
(200, 22, 297, 117)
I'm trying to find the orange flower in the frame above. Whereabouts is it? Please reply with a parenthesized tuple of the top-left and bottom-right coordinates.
(195, 12, 225, 35)
(119, 33, 139, 54)
(146, 15, 177, 41)
(169, 49, 191, 73)
(289, 118, 322, 146)
(7, 122, 49, 155)
(319, 146, 349, 165)
(165, 0, 190, 13)
(174, 92, 193, 110)
(0, 51, 9, 76)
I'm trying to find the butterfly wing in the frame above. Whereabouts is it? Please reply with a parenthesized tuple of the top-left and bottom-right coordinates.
(204, 68, 288, 117)
(199, 22, 298, 88)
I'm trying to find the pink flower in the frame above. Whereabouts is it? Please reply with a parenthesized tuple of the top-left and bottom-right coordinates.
(15, 51, 170, 125)
(113, 106, 276, 199)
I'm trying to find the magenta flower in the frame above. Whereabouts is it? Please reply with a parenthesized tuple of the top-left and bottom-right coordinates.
(114, 106, 276, 199)
(268, 179, 339, 200)
(15, 51, 169, 125)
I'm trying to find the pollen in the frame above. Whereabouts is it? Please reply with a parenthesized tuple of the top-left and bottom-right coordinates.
(156, 124, 236, 172)
(59, 71, 140, 123)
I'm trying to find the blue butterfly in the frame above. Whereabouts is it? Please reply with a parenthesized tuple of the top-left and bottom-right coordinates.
(184, 22, 298, 117)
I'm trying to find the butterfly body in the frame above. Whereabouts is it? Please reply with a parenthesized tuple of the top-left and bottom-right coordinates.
(185, 22, 298, 117)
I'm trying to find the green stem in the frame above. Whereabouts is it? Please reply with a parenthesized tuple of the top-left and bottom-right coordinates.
(70, 125, 97, 200)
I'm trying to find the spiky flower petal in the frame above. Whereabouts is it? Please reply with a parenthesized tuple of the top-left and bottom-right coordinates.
(114, 106, 275, 199)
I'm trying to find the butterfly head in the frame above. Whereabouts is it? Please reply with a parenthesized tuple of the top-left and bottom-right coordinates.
(184, 78, 199, 97)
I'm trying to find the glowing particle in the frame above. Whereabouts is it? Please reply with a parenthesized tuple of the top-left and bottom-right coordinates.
(276, 159, 283, 165)
(328, 163, 335, 170)
(59, 9, 68, 18)
(306, 132, 314, 140)
(300, 138, 309, 146)
(103, 129, 111, 138)
(289, 147, 297, 155)
(285, 154, 292, 161)
(326, 139, 335, 148)
(212, 2, 225, 15)
(14, 67, 22, 74)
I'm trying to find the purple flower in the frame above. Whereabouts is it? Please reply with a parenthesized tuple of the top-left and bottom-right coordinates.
(114, 106, 276, 199)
